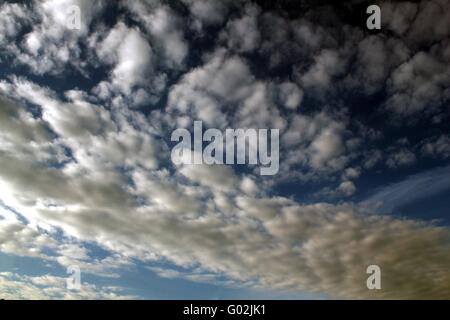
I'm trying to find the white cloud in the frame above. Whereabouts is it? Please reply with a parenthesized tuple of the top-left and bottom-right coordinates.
(364, 165, 450, 212)
(1, 91, 449, 298)
(125, 3, 188, 68)
(421, 135, 450, 159)
(95, 22, 154, 95)
(221, 5, 261, 53)
(386, 45, 450, 116)
(343, 167, 361, 180)
(3, 0, 105, 74)
(240, 176, 258, 196)
(0, 272, 133, 299)
(309, 126, 345, 169)
(182, 0, 236, 27)
(0, 220, 56, 259)
(0, 3, 31, 46)
(337, 181, 356, 197)
(179, 161, 239, 193)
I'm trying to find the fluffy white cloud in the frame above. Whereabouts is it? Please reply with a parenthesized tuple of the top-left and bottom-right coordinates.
(299, 49, 347, 90)
(3, 0, 105, 74)
(179, 163, 239, 193)
(1, 92, 450, 298)
(386, 46, 450, 116)
(182, 0, 237, 27)
(95, 22, 154, 95)
(0, 219, 56, 259)
(125, 3, 188, 68)
(278, 82, 303, 110)
(0, 3, 31, 46)
(386, 148, 417, 168)
(337, 181, 356, 197)
(167, 49, 286, 129)
(309, 126, 345, 169)
(364, 165, 450, 213)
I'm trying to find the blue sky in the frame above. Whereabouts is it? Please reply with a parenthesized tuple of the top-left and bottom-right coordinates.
(0, 0, 449, 299)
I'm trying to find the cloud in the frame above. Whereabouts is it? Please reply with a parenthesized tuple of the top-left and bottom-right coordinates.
(343, 167, 361, 180)
(124, 2, 188, 68)
(385, 42, 450, 116)
(277, 82, 303, 110)
(179, 164, 239, 193)
(2, 0, 105, 75)
(95, 22, 154, 95)
(421, 135, 450, 159)
(0, 219, 56, 259)
(363, 165, 450, 213)
(386, 148, 417, 168)
(337, 181, 356, 197)
(2, 92, 450, 298)
(0, 272, 134, 299)
(347, 35, 410, 94)
(309, 125, 346, 169)
(0, 205, 132, 278)
(299, 49, 347, 90)
(221, 4, 261, 53)
(0, 0, 449, 300)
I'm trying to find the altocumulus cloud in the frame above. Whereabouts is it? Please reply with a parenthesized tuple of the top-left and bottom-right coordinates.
(0, 0, 449, 299)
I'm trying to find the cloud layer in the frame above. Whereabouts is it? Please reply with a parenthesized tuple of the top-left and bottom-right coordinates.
(0, 0, 449, 299)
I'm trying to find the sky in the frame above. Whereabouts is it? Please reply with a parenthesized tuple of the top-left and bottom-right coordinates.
(0, 0, 449, 299)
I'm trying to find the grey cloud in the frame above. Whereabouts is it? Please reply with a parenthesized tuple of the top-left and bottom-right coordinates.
(0, 219, 56, 259)
(167, 49, 285, 129)
(182, 0, 238, 27)
(4, 0, 106, 75)
(277, 82, 303, 110)
(386, 43, 450, 116)
(299, 49, 347, 90)
(221, 4, 261, 53)
(2, 92, 449, 298)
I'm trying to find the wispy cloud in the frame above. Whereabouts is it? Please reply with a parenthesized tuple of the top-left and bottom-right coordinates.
(363, 165, 450, 212)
